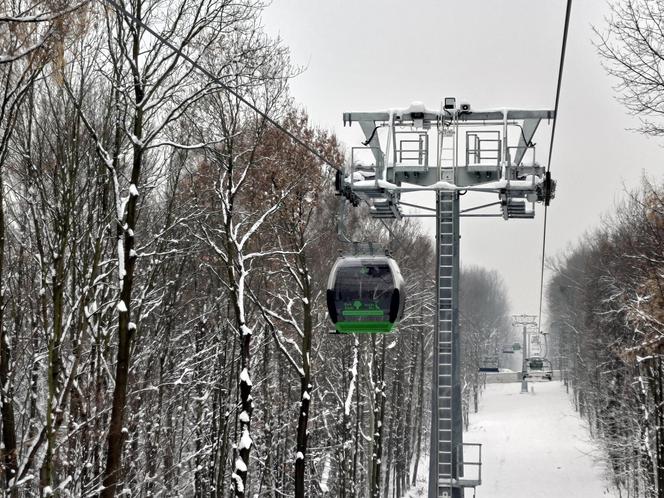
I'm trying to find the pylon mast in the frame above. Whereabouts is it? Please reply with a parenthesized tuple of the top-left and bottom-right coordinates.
(513, 315, 538, 394)
(340, 100, 555, 497)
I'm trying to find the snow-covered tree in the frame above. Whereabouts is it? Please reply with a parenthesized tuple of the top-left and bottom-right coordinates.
(548, 178, 664, 497)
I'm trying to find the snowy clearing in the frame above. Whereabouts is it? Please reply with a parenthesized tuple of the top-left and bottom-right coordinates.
(409, 381, 617, 497)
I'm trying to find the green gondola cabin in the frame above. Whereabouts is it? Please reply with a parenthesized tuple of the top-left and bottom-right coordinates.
(326, 255, 405, 334)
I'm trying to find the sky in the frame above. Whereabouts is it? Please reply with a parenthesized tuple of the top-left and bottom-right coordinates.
(261, 0, 662, 323)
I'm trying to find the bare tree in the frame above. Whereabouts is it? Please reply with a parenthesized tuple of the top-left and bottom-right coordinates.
(195, 49, 292, 493)
(596, 0, 664, 136)
(459, 266, 511, 422)
(254, 109, 342, 497)
(548, 178, 664, 497)
(0, 0, 90, 64)
(56, 0, 283, 493)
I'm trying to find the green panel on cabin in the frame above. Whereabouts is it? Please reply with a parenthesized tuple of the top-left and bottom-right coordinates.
(336, 321, 394, 334)
(341, 309, 385, 317)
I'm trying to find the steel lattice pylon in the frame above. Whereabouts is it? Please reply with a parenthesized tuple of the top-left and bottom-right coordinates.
(340, 102, 556, 498)
(428, 191, 463, 498)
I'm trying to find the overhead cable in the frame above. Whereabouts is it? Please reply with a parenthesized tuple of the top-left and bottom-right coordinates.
(538, 0, 573, 334)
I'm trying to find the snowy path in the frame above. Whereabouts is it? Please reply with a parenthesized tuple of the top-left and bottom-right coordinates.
(408, 381, 617, 497)
(463, 381, 616, 498)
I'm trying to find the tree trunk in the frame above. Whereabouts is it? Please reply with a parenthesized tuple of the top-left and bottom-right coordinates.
(0, 174, 18, 493)
(371, 337, 386, 498)
(234, 325, 253, 497)
(101, 18, 145, 492)
(294, 269, 313, 498)
(402, 331, 418, 491)
(411, 328, 426, 487)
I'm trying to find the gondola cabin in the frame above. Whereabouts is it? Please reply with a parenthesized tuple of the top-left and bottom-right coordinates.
(528, 358, 544, 370)
(327, 255, 405, 334)
(523, 357, 553, 381)
(479, 354, 500, 372)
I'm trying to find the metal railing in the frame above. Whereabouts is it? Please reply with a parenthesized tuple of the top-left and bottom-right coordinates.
(466, 130, 501, 166)
(393, 130, 429, 167)
(457, 442, 482, 487)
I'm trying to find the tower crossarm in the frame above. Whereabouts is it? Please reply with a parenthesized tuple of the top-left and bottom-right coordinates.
(340, 104, 556, 221)
(343, 109, 555, 126)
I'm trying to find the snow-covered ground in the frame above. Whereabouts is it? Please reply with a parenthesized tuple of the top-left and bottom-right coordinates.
(408, 381, 617, 497)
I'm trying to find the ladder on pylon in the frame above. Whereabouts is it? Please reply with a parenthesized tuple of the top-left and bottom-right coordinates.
(437, 190, 456, 498)
(437, 116, 456, 182)
(429, 121, 461, 498)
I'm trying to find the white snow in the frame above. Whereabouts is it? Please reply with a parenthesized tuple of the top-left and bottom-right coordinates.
(381, 102, 439, 115)
(352, 158, 376, 169)
(128, 133, 143, 147)
(235, 457, 247, 473)
(344, 340, 358, 416)
(350, 179, 399, 190)
(319, 454, 331, 493)
(239, 411, 250, 423)
(239, 427, 252, 450)
(116, 300, 128, 312)
(57, 475, 72, 491)
(348, 177, 543, 194)
(429, 180, 464, 190)
(404, 101, 425, 114)
(302, 391, 311, 401)
(478, 176, 543, 190)
(462, 381, 618, 497)
(239, 368, 252, 387)
(295, 451, 304, 460)
(129, 184, 139, 197)
(231, 472, 244, 493)
(117, 237, 125, 284)
(408, 381, 618, 497)
(350, 170, 375, 182)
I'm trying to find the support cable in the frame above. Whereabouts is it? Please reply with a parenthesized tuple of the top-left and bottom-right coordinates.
(98, 0, 343, 173)
(537, 0, 573, 334)
(546, 0, 573, 175)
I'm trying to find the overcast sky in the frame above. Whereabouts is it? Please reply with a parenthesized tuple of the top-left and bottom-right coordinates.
(261, 0, 662, 325)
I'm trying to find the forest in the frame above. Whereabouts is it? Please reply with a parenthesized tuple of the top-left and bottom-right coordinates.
(548, 178, 664, 498)
(547, 2, 664, 495)
(0, 0, 514, 496)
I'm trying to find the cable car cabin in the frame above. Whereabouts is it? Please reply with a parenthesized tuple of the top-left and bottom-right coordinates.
(529, 358, 544, 370)
(326, 256, 405, 334)
(479, 354, 500, 372)
(523, 357, 553, 381)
